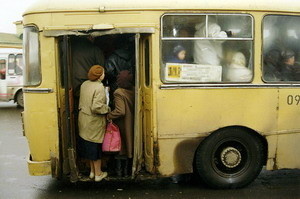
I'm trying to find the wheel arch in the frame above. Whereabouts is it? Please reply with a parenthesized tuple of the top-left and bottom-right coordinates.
(194, 125, 268, 167)
(13, 88, 23, 102)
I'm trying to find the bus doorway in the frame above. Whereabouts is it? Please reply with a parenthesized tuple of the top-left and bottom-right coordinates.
(59, 32, 153, 182)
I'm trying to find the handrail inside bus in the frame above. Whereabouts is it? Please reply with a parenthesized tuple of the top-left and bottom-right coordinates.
(43, 27, 155, 37)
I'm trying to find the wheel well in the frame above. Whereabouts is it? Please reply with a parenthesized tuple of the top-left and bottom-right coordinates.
(194, 126, 268, 167)
(14, 89, 22, 102)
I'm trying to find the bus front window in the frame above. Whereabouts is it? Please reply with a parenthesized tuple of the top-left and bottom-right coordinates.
(161, 14, 253, 83)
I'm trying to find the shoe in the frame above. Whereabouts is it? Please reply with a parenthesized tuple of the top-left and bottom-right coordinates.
(95, 172, 108, 182)
(89, 172, 95, 179)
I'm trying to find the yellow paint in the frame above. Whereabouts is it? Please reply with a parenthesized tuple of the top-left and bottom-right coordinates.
(22, 0, 300, 177)
(27, 155, 51, 176)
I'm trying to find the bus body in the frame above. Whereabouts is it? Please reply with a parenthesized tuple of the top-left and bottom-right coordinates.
(22, 0, 300, 188)
(0, 48, 24, 107)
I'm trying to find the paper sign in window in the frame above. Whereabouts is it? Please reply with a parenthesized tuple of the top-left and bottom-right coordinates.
(166, 63, 222, 82)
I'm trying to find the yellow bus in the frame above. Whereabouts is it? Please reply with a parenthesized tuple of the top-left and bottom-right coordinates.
(22, 0, 300, 188)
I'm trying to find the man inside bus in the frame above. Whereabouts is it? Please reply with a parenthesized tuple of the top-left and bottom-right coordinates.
(72, 36, 105, 97)
(105, 35, 135, 100)
(263, 49, 281, 81)
(280, 49, 300, 81)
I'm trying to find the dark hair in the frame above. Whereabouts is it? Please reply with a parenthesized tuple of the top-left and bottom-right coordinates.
(173, 45, 185, 56)
(281, 49, 295, 62)
(117, 70, 134, 89)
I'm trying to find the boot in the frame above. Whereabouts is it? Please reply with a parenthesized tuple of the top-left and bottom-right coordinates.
(123, 159, 129, 177)
(123, 158, 133, 177)
(115, 159, 122, 177)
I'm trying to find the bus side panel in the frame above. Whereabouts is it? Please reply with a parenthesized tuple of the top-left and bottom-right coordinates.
(156, 88, 278, 176)
(23, 37, 59, 176)
(276, 133, 300, 169)
(276, 89, 300, 169)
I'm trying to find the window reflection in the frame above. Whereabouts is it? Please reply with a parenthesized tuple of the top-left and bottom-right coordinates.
(263, 15, 300, 82)
(162, 14, 253, 83)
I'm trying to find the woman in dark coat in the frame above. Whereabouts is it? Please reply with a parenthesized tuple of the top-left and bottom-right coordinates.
(107, 70, 135, 177)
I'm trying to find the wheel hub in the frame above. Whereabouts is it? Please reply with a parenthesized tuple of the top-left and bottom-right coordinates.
(220, 147, 242, 168)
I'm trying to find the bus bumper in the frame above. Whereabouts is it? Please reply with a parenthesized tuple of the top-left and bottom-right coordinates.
(27, 154, 51, 176)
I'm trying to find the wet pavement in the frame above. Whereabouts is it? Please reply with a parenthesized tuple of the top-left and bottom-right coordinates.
(0, 101, 299, 199)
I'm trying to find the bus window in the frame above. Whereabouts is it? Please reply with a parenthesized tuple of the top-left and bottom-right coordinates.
(24, 26, 41, 86)
(161, 14, 253, 83)
(8, 54, 15, 75)
(15, 54, 23, 75)
(162, 15, 206, 38)
(0, 59, 5, 79)
(263, 15, 300, 82)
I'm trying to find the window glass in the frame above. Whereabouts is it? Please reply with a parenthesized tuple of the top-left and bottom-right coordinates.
(208, 15, 252, 38)
(8, 54, 15, 75)
(263, 15, 300, 82)
(161, 14, 253, 83)
(0, 59, 6, 80)
(15, 54, 23, 75)
(144, 39, 151, 86)
(162, 15, 206, 38)
(23, 26, 41, 86)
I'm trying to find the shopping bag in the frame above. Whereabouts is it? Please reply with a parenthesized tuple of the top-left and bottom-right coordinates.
(102, 121, 121, 152)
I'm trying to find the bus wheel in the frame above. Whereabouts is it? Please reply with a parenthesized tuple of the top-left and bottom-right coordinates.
(16, 90, 24, 108)
(194, 128, 264, 189)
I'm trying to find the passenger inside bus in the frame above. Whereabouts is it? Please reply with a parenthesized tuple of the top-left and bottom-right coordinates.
(78, 65, 110, 182)
(71, 36, 105, 98)
(168, 45, 187, 63)
(263, 15, 300, 82)
(280, 49, 300, 81)
(263, 49, 300, 81)
(69, 34, 136, 180)
(162, 14, 254, 83)
(263, 49, 281, 81)
(193, 22, 228, 66)
(224, 52, 252, 82)
(107, 70, 135, 177)
(105, 35, 135, 103)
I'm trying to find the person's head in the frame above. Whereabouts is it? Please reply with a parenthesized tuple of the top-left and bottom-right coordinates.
(281, 49, 295, 65)
(230, 52, 246, 67)
(265, 50, 281, 65)
(117, 70, 134, 89)
(88, 65, 105, 81)
(173, 45, 186, 61)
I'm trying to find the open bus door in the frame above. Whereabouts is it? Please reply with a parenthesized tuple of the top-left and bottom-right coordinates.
(133, 33, 154, 176)
(140, 34, 154, 174)
(61, 35, 79, 182)
(133, 33, 143, 175)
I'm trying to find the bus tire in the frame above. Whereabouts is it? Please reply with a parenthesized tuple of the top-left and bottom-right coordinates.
(16, 90, 24, 108)
(194, 128, 264, 189)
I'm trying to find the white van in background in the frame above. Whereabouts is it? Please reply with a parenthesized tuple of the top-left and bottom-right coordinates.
(0, 48, 24, 107)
